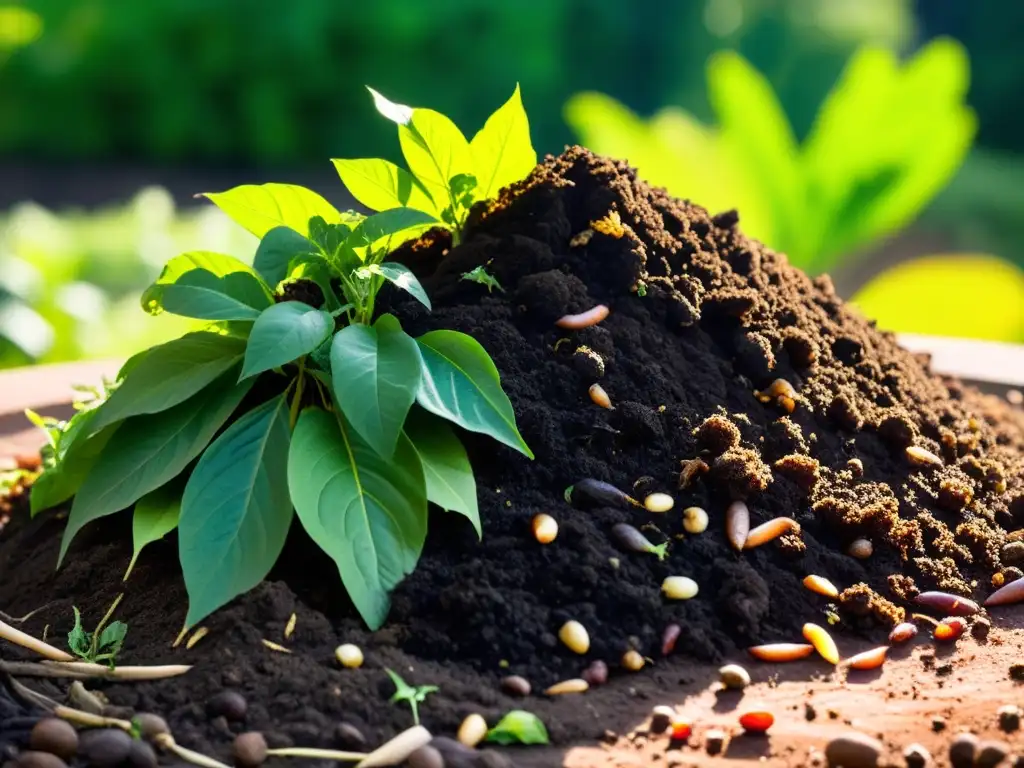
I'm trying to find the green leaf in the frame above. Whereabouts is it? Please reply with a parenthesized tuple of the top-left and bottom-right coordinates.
(486, 710, 550, 746)
(155, 269, 272, 321)
(142, 251, 272, 316)
(470, 85, 537, 199)
(201, 183, 341, 239)
(241, 301, 334, 379)
(67, 607, 89, 658)
(404, 409, 480, 538)
(332, 158, 438, 215)
(97, 621, 128, 654)
(331, 314, 422, 457)
(124, 481, 182, 580)
(308, 215, 354, 261)
(415, 330, 532, 458)
(349, 208, 439, 249)
(254, 226, 316, 287)
(86, 332, 246, 436)
(367, 87, 413, 125)
(30, 423, 118, 516)
(369, 263, 431, 310)
(288, 408, 428, 630)
(180, 394, 293, 627)
(59, 371, 254, 566)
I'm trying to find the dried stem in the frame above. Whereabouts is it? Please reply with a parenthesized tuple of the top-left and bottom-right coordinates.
(267, 747, 367, 761)
(88, 592, 124, 660)
(0, 619, 75, 661)
(40, 660, 191, 680)
(54, 705, 132, 731)
(155, 734, 232, 768)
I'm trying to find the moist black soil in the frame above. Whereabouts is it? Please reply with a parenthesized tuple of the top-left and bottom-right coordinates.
(3, 147, 1024, 764)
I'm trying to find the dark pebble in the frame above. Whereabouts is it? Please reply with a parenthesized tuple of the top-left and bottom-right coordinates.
(210, 716, 232, 737)
(79, 728, 132, 768)
(1000, 705, 1021, 732)
(582, 660, 608, 686)
(429, 736, 479, 767)
(971, 617, 991, 642)
(650, 706, 674, 735)
(805, 703, 817, 721)
(903, 743, 931, 768)
(825, 733, 883, 768)
(127, 739, 157, 768)
(232, 732, 268, 768)
(705, 729, 726, 756)
(949, 733, 979, 768)
(1010, 664, 1024, 681)
(14, 751, 67, 768)
(29, 719, 78, 760)
(476, 751, 513, 768)
(976, 741, 1010, 768)
(207, 691, 247, 722)
(936, 663, 953, 677)
(407, 745, 444, 768)
(500, 676, 531, 697)
(1002, 541, 1024, 567)
(932, 717, 947, 732)
(134, 714, 169, 742)
(334, 723, 366, 750)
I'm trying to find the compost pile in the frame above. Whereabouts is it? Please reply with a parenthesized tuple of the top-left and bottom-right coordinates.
(2, 147, 1024, 756)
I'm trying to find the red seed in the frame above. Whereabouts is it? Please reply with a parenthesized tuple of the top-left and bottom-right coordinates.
(744, 517, 800, 550)
(915, 591, 980, 616)
(846, 646, 888, 670)
(933, 617, 967, 642)
(661, 624, 681, 656)
(670, 719, 692, 741)
(726, 501, 750, 551)
(888, 622, 918, 644)
(739, 711, 774, 733)
(748, 643, 814, 662)
(984, 576, 1024, 607)
(556, 304, 610, 329)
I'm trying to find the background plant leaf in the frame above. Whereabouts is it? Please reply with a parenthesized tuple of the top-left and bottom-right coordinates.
(253, 226, 316, 287)
(180, 394, 293, 627)
(332, 158, 438, 215)
(153, 268, 272, 321)
(241, 301, 334, 379)
(470, 84, 537, 199)
(142, 251, 272, 316)
(397, 109, 473, 215)
(201, 183, 341, 239)
(30, 423, 119, 516)
(288, 407, 428, 630)
(415, 330, 532, 458)
(125, 480, 183, 580)
(485, 710, 550, 746)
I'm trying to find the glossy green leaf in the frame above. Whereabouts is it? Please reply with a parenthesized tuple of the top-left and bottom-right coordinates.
(404, 409, 480, 537)
(124, 481, 182, 580)
(349, 208, 439, 249)
(59, 372, 253, 566)
(851, 254, 1024, 342)
(415, 330, 532, 458)
(331, 314, 421, 457)
(485, 710, 550, 746)
(331, 158, 437, 215)
(142, 251, 272, 316)
(367, 87, 413, 125)
(201, 183, 340, 239)
(254, 226, 316, 287)
(155, 268, 272, 321)
(30, 423, 118, 516)
(180, 395, 293, 626)
(397, 108, 473, 214)
(470, 85, 537, 199)
(288, 407, 427, 630)
(86, 332, 246, 436)
(369, 263, 431, 310)
(241, 301, 334, 380)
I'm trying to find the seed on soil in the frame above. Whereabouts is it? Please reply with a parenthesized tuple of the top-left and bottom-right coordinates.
(914, 591, 980, 616)
(231, 732, 268, 768)
(755, 378, 797, 403)
(588, 383, 613, 409)
(803, 623, 839, 664)
(998, 705, 1021, 732)
(611, 523, 667, 560)
(670, 719, 693, 742)
(30, 718, 78, 760)
(888, 622, 919, 644)
(661, 624, 681, 655)
(748, 643, 815, 662)
(582, 660, 609, 686)
(846, 646, 888, 671)
(571, 478, 637, 509)
(971, 617, 991, 641)
(661, 576, 698, 600)
(726, 501, 750, 551)
(127, 740, 157, 768)
(186, 626, 209, 649)
(500, 675, 531, 696)
(457, 714, 488, 748)
(976, 740, 1010, 768)
(933, 617, 967, 642)
(284, 613, 296, 639)
(556, 304, 609, 329)
(650, 705, 675, 734)
(135, 713, 169, 741)
(406, 745, 444, 768)
(739, 711, 774, 733)
(260, 639, 291, 653)
(532, 514, 558, 544)
(803, 575, 840, 598)
(13, 752, 67, 768)
(358, 725, 432, 768)
(207, 690, 248, 721)
(335, 643, 363, 668)
(902, 743, 931, 768)
(559, 620, 590, 654)
(949, 733, 979, 768)
(79, 728, 132, 768)
(622, 649, 645, 671)
(744, 517, 799, 549)
(682, 506, 709, 534)
(905, 445, 943, 467)
(545, 678, 589, 695)
(719, 663, 751, 689)
(847, 538, 873, 559)
(984, 575, 1024, 606)
(643, 493, 674, 513)
(703, 729, 725, 754)
(825, 732, 883, 768)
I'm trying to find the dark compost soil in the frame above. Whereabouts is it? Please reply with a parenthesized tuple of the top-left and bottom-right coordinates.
(3, 147, 1024, 764)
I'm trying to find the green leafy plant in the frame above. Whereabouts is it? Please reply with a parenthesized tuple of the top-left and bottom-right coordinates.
(461, 265, 504, 294)
(33, 87, 535, 632)
(385, 668, 438, 726)
(485, 710, 550, 746)
(67, 602, 128, 666)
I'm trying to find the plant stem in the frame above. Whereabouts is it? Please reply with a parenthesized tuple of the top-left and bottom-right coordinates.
(88, 592, 124, 660)
(155, 734, 232, 768)
(266, 748, 367, 761)
(54, 704, 133, 731)
(38, 660, 192, 680)
(0, 619, 74, 661)
(290, 361, 306, 430)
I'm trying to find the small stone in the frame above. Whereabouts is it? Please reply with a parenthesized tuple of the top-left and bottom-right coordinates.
(335, 723, 366, 750)
(976, 741, 1010, 768)
(207, 691, 248, 721)
(903, 743, 931, 768)
(500, 676, 531, 697)
(719, 664, 751, 690)
(1002, 542, 1024, 567)
(406, 746, 444, 768)
(825, 733, 883, 768)
(29, 719, 78, 760)
(14, 752, 67, 768)
(650, 706, 674, 735)
(134, 713, 169, 742)
(428, 736, 478, 767)
(936, 663, 953, 677)
(582, 660, 608, 686)
(920, 651, 935, 669)
(999, 705, 1021, 732)
(1010, 663, 1024, 681)
(232, 733, 268, 768)
(79, 728, 132, 768)
(476, 751, 514, 768)
(971, 617, 991, 642)
(931, 717, 946, 732)
(949, 733, 979, 768)
(127, 740, 157, 768)
(805, 703, 817, 721)
(705, 729, 726, 756)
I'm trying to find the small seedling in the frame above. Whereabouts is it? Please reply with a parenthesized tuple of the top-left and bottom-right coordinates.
(385, 668, 438, 726)
(460, 265, 504, 293)
(67, 596, 128, 667)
